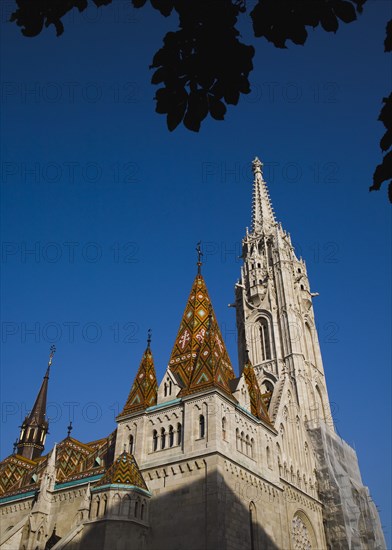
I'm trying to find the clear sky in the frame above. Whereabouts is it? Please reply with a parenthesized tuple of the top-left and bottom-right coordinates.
(1, 1, 391, 545)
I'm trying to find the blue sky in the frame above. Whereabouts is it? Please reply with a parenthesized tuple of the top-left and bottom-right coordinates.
(1, 0, 391, 544)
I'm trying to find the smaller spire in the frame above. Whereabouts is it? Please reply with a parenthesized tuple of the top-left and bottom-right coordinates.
(119, 343, 158, 416)
(16, 347, 55, 460)
(196, 241, 203, 275)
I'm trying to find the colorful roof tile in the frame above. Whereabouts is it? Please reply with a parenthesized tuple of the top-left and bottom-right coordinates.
(96, 451, 147, 490)
(242, 362, 271, 424)
(168, 274, 236, 396)
(0, 454, 36, 495)
(120, 346, 158, 415)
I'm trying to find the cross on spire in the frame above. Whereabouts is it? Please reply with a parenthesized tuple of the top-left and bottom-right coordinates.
(147, 328, 152, 349)
(67, 421, 73, 437)
(196, 241, 203, 274)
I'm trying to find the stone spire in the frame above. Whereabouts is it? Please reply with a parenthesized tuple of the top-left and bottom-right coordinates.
(251, 157, 276, 234)
(16, 346, 56, 460)
(119, 335, 158, 416)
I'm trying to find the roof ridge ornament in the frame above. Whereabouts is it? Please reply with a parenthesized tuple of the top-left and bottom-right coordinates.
(196, 241, 203, 275)
(147, 328, 152, 349)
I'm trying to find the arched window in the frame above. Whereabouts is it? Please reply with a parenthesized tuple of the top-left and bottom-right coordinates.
(222, 417, 226, 440)
(246, 434, 250, 455)
(152, 430, 158, 452)
(249, 501, 257, 550)
(161, 428, 166, 449)
(236, 428, 240, 450)
(134, 500, 139, 517)
(177, 423, 182, 445)
(199, 415, 205, 438)
(169, 425, 174, 447)
(250, 438, 254, 459)
(103, 494, 108, 515)
(266, 445, 272, 469)
(129, 434, 134, 454)
(316, 385, 326, 423)
(141, 503, 145, 520)
(164, 383, 167, 397)
(169, 380, 172, 395)
(240, 431, 245, 453)
(305, 324, 316, 366)
(259, 318, 271, 361)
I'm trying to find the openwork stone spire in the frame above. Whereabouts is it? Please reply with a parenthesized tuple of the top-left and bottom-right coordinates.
(251, 157, 276, 234)
(120, 338, 158, 416)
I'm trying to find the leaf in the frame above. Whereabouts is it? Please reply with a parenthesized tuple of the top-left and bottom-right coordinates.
(151, 67, 167, 85)
(320, 10, 339, 32)
(208, 96, 227, 120)
(333, 1, 356, 24)
(371, 150, 392, 193)
(167, 98, 187, 131)
(380, 129, 392, 153)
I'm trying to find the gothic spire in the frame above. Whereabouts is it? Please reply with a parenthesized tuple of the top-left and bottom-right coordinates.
(168, 272, 236, 393)
(119, 336, 158, 416)
(251, 157, 276, 234)
(181, 306, 236, 397)
(16, 346, 56, 460)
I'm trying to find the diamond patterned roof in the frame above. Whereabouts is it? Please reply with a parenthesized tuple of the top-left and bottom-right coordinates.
(120, 346, 158, 416)
(242, 362, 271, 423)
(96, 451, 147, 490)
(169, 274, 236, 395)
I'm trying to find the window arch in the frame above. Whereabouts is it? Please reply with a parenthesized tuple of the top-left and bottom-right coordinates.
(291, 511, 317, 549)
(250, 438, 254, 459)
(222, 417, 227, 440)
(249, 501, 257, 550)
(246, 434, 250, 455)
(161, 427, 166, 449)
(177, 423, 182, 445)
(315, 385, 326, 423)
(266, 445, 272, 469)
(305, 323, 316, 366)
(129, 434, 134, 455)
(199, 415, 205, 438)
(169, 425, 174, 447)
(152, 430, 158, 452)
(259, 318, 272, 361)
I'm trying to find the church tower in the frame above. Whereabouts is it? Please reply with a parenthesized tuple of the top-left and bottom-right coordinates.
(16, 345, 55, 460)
(235, 157, 332, 429)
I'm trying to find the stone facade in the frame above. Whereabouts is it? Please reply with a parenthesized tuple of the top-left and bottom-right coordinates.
(0, 158, 386, 550)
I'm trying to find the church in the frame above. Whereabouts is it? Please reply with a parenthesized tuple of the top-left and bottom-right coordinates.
(0, 158, 386, 550)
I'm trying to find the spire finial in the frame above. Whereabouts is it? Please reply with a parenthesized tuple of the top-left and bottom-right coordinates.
(147, 328, 152, 349)
(67, 421, 73, 437)
(48, 345, 56, 368)
(252, 156, 263, 174)
(196, 241, 203, 275)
